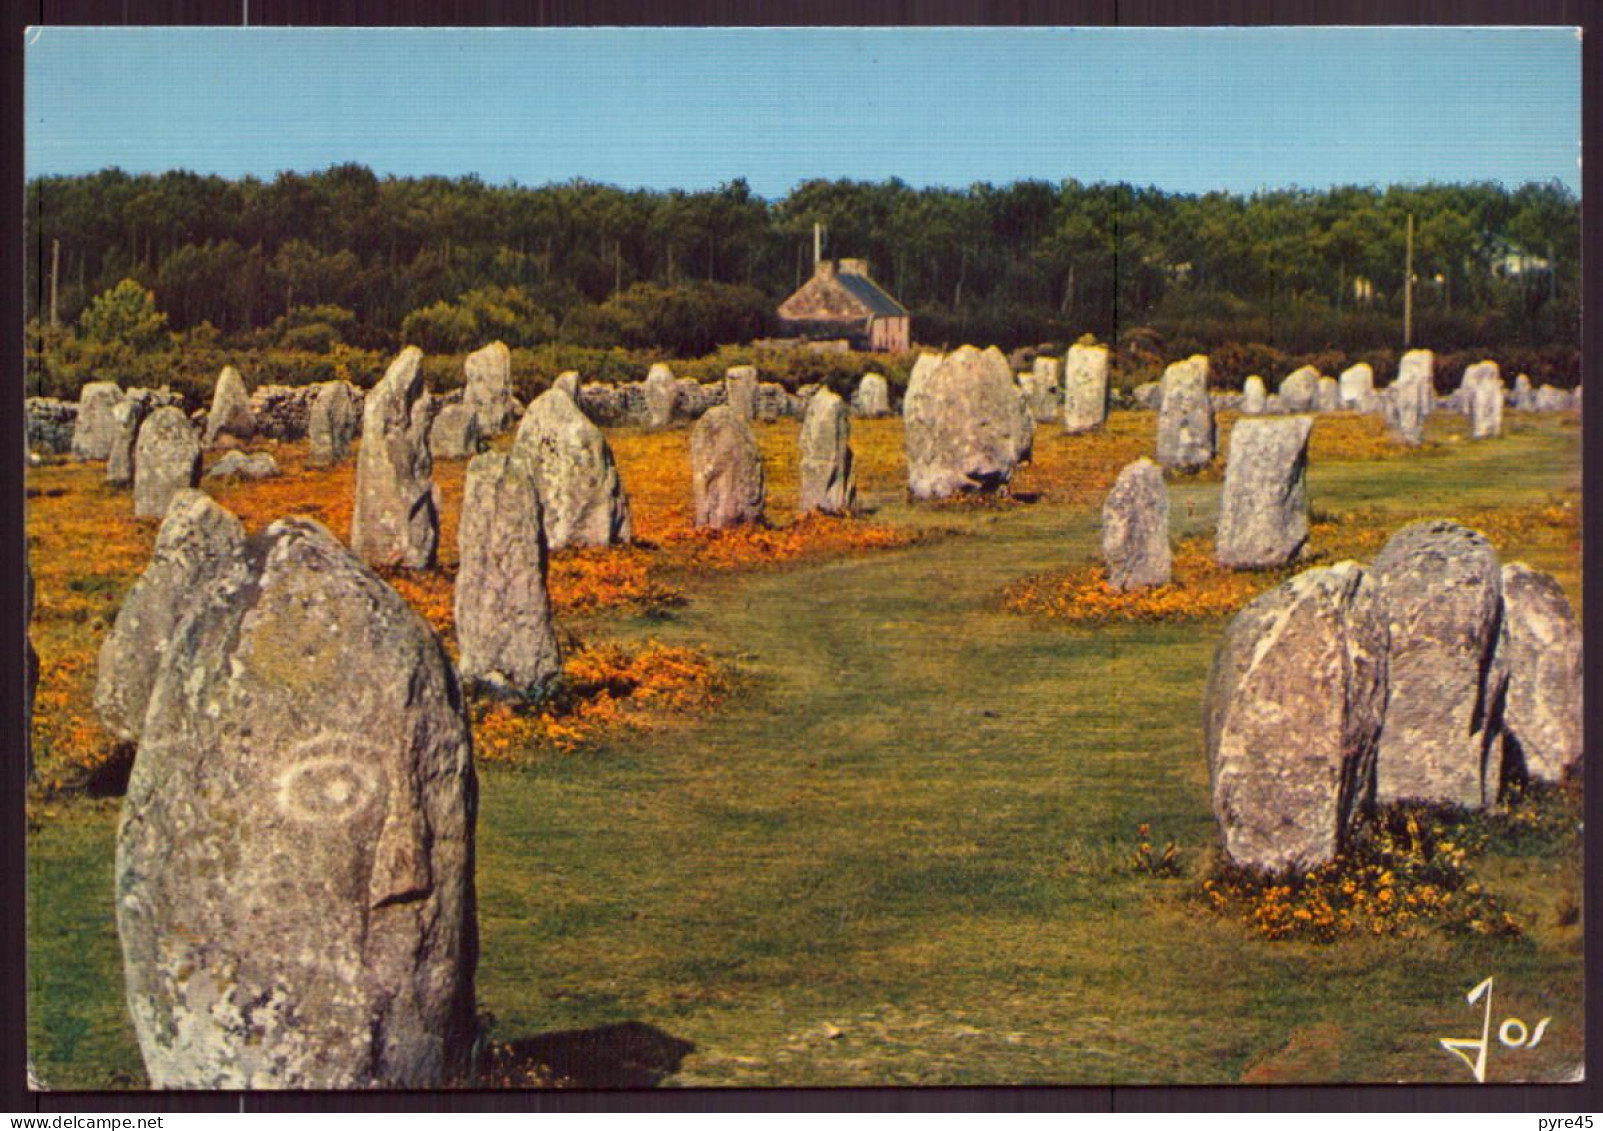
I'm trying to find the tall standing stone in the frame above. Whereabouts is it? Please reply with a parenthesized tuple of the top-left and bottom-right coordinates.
(106, 398, 148, 488)
(1382, 384, 1425, 447)
(1511, 372, 1535, 411)
(902, 345, 1035, 500)
(1062, 344, 1110, 433)
(307, 380, 361, 468)
(1338, 363, 1375, 410)
(1101, 458, 1171, 590)
(552, 371, 580, 401)
(428, 403, 482, 461)
(1019, 370, 1058, 423)
(1498, 563, 1583, 784)
(725, 366, 758, 421)
(1204, 562, 1389, 873)
(455, 452, 562, 698)
(116, 515, 477, 1089)
(95, 491, 250, 742)
(351, 348, 441, 570)
(1397, 349, 1435, 420)
(1371, 520, 1507, 807)
(1240, 376, 1267, 415)
(691, 405, 765, 528)
(1278, 366, 1319, 413)
(852, 373, 891, 417)
(644, 363, 677, 428)
(462, 342, 519, 436)
(1155, 355, 1216, 472)
(71, 381, 124, 461)
(203, 366, 256, 449)
(1215, 416, 1314, 569)
(1464, 360, 1505, 440)
(1315, 376, 1340, 413)
(798, 389, 857, 515)
(133, 408, 202, 519)
(512, 388, 633, 550)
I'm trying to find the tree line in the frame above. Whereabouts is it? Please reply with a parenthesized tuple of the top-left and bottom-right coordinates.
(25, 164, 1579, 357)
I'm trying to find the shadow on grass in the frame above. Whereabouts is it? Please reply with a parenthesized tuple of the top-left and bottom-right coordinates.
(484, 1021, 695, 1089)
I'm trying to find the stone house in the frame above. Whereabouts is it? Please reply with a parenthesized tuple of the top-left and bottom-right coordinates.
(776, 259, 910, 352)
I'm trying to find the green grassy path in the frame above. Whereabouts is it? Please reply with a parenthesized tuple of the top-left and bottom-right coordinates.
(29, 413, 1583, 1088)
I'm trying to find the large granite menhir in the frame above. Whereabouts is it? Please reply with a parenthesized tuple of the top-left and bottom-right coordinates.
(1155, 355, 1216, 472)
(798, 388, 857, 515)
(1215, 415, 1313, 569)
(1370, 520, 1506, 808)
(902, 346, 1034, 500)
(116, 514, 477, 1089)
(350, 347, 441, 569)
(513, 386, 633, 550)
(691, 405, 765, 528)
(1205, 561, 1389, 873)
(1102, 458, 1171, 590)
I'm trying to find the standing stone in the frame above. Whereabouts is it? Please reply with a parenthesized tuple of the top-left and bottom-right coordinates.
(1062, 344, 1111, 433)
(512, 388, 632, 550)
(1240, 376, 1267, 415)
(1101, 458, 1171, 590)
(1533, 384, 1574, 412)
(1315, 376, 1341, 413)
(1278, 366, 1319, 413)
(1397, 349, 1435, 421)
(71, 382, 124, 461)
(1511, 373, 1535, 411)
(902, 345, 1035, 500)
(462, 342, 519, 436)
(1382, 383, 1424, 447)
(203, 366, 256, 449)
(1215, 416, 1314, 569)
(1499, 564, 1583, 784)
(116, 515, 477, 1089)
(106, 398, 148, 488)
(852, 373, 891, 417)
(351, 348, 440, 570)
(1155, 355, 1216, 472)
(798, 389, 856, 516)
(1204, 561, 1388, 873)
(428, 403, 482, 460)
(133, 408, 202, 519)
(1371, 520, 1506, 808)
(456, 452, 562, 699)
(307, 381, 362, 468)
(1464, 360, 1505, 440)
(1131, 381, 1162, 411)
(644, 363, 677, 428)
(725, 366, 758, 421)
(1019, 370, 1058, 423)
(1338, 363, 1375, 410)
(95, 491, 249, 742)
(691, 405, 765, 528)
(552, 371, 580, 401)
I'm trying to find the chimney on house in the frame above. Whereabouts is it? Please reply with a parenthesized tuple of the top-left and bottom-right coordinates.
(837, 259, 869, 277)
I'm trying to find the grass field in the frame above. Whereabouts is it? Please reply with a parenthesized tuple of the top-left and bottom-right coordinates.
(26, 406, 1583, 1088)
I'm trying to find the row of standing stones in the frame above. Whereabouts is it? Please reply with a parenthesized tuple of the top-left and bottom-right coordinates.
(1086, 354, 1582, 878)
(30, 341, 1581, 1086)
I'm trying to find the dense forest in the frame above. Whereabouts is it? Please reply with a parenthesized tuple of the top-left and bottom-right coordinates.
(24, 165, 1579, 381)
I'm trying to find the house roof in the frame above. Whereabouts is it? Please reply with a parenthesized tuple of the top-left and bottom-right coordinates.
(833, 272, 908, 318)
(778, 262, 909, 322)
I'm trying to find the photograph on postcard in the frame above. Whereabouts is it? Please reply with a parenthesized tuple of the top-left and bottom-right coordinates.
(21, 25, 1583, 1088)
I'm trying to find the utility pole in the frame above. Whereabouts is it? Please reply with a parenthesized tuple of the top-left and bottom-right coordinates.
(1403, 213, 1414, 348)
(813, 222, 822, 272)
(49, 239, 60, 327)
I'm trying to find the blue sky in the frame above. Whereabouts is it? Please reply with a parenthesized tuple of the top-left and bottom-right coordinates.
(24, 26, 1582, 197)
